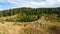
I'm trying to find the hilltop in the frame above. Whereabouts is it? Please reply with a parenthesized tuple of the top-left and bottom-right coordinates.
(0, 7, 60, 22)
(0, 7, 60, 34)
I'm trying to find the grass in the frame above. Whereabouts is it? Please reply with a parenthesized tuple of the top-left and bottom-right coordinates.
(23, 28, 42, 34)
(0, 26, 8, 34)
(0, 15, 60, 34)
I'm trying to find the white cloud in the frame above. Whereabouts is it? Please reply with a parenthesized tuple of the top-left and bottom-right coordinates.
(18, 0, 60, 8)
(13, 0, 60, 8)
(0, 0, 60, 10)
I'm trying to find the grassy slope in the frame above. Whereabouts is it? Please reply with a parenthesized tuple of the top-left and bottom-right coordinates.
(0, 16, 60, 34)
(0, 8, 60, 34)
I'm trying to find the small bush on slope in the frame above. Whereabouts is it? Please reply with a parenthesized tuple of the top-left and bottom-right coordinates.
(5, 15, 41, 22)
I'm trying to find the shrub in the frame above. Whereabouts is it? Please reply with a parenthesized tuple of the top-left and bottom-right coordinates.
(16, 15, 39, 22)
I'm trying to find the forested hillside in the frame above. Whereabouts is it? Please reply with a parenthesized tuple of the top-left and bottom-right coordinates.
(0, 7, 60, 16)
(0, 7, 60, 22)
(0, 7, 60, 34)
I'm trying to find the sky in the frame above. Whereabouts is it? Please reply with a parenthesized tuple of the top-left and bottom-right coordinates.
(0, 0, 60, 10)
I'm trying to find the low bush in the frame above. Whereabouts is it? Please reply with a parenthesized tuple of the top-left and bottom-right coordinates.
(5, 15, 41, 22)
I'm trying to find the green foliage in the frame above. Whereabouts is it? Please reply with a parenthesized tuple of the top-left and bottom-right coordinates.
(45, 14, 60, 22)
(0, 7, 60, 17)
(5, 15, 40, 22)
(0, 7, 60, 22)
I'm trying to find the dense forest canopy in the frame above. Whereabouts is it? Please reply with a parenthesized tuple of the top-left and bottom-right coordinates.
(0, 7, 60, 22)
(0, 7, 60, 16)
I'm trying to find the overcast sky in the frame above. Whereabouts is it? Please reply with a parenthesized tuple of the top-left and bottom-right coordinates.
(0, 0, 60, 10)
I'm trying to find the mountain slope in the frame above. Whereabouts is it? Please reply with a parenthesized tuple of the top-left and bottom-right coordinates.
(0, 7, 60, 34)
(0, 16, 60, 34)
(0, 7, 60, 22)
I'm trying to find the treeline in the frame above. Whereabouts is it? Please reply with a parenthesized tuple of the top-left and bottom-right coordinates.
(0, 7, 60, 17)
(0, 7, 60, 22)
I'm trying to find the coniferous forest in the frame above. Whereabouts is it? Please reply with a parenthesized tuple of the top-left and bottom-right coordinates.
(0, 7, 60, 22)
